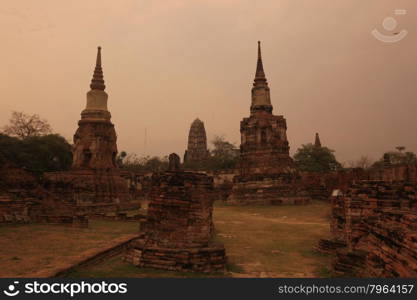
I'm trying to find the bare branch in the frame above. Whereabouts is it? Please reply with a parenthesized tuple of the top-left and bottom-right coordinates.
(2, 111, 52, 139)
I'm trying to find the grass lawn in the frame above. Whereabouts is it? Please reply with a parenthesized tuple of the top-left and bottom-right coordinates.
(213, 201, 332, 277)
(0, 220, 139, 277)
(66, 200, 332, 278)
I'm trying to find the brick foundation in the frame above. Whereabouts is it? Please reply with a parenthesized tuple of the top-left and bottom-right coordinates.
(125, 156, 226, 273)
(321, 180, 417, 277)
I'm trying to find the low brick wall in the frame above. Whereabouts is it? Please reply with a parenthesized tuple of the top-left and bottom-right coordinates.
(229, 174, 311, 205)
(319, 180, 417, 277)
(0, 198, 88, 227)
(124, 240, 226, 273)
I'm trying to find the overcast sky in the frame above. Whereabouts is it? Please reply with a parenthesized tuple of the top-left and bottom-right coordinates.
(1, 0, 416, 164)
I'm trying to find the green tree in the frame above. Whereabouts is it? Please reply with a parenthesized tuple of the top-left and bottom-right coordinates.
(206, 135, 239, 171)
(294, 144, 342, 172)
(372, 148, 417, 168)
(0, 133, 72, 173)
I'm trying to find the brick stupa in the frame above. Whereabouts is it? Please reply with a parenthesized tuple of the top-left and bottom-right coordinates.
(228, 42, 310, 205)
(44, 47, 137, 214)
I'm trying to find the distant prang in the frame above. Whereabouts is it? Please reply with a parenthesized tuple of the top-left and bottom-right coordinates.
(314, 133, 322, 148)
(183, 118, 210, 166)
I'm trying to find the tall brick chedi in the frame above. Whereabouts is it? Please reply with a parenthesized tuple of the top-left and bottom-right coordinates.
(72, 47, 118, 169)
(44, 47, 135, 213)
(183, 118, 209, 167)
(229, 42, 309, 205)
(239, 42, 294, 176)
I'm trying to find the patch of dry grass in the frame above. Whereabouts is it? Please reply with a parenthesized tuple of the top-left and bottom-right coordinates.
(213, 201, 332, 277)
(67, 201, 332, 278)
(0, 220, 138, 277)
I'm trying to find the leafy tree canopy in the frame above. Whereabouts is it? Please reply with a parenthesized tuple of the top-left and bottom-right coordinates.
(372, 147, 417, 169)
(182, 135, 239, 171)
(0, 134, 72, 174)
(206, 135, 239, 171)
(294, 144, 342, 172)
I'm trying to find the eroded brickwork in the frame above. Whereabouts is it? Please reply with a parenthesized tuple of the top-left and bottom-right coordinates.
(229, 42, 308, 205)
(125, 153, 226, 273)
(318, 180, 417, 277)
(370, 164, 417, 183)
(183, 118, 209, 167)
(0, 160, 86, 226)
(300, 168, 369, 200)
(43, 47, 137, 214)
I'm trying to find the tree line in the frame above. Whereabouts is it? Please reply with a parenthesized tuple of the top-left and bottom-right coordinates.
(117, 135, 240, 173)
(0, 112, 72, 174)
(1, 111, 416, 174)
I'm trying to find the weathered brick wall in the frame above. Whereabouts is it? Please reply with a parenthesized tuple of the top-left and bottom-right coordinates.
(125, 168, 226, 273)
(369, 164, 417, 183)
(229, 172, 311, 205)
(143, 171, 215, 248)
(43, 169, 138, 214)
(125, 244, 226, 273)
(0, 197, 28, 222)
(0, 163, 87, 226)
(300, 168, 369, 200)
(322, 181, 417, 277)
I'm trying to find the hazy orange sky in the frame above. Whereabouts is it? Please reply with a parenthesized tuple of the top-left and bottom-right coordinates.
(1, 0, 416, 164)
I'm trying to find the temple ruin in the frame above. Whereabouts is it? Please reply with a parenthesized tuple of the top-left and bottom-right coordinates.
(316, 178, 417, 277)
(314, 132, 322, 148)
(183, 118, 210, 168)
(125, 153, 226, 273)
(43, 47, 138, 214)
(0, 156, 86, 227)
(314, 163, 417, 277)
(228, 42, 309, 205)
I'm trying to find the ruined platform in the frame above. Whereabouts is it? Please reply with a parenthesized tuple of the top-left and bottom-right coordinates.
(125, 153, 226, 273)
(43, 169, 137, 214)
(323, 180, 417, 277)
(0, 161, 88, 226)
(229, 174, 311, 205)
(125, 242, 226, 273)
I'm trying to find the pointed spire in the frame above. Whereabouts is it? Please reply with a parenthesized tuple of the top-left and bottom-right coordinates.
(255, 41, 266, 80)
(90, 46, 106, 91)
(250, 41, 272, 114)
(314, 133, 322, 148)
